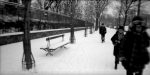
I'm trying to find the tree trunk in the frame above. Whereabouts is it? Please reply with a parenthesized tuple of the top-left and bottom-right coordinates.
(95, 18, 99, 31)
(137, 0, 141, 16)
(123, 11, 128, 26)
(84, 21, 87, 37)
(70, 0, 75, 44)
(22, 0, 35, 70)
(95, 12, 99, 31)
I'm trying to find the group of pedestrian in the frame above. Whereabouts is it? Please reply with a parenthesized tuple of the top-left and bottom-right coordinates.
(111, 16, 150, 75)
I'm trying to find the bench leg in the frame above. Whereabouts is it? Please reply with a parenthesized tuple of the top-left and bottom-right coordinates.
(62, 43, 69, 49)
(63, 46, 67, 49)
(40, 48, 49, 52)
(46, 52, 53, 56)
(46, 49, 55, 56)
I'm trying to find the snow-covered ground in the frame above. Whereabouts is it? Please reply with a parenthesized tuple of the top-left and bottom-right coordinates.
(0, 28, 150, 75)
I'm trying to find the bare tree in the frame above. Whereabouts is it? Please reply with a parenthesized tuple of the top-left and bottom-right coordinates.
(116, 0, 148, 26)
(95, 0, 109, 31)
(36, 0, 43, 9)
(43, 0, 61, 12)
(122, 0, 136, 26)
(83, 0, 96, 23)
(115, 0, 137, 26)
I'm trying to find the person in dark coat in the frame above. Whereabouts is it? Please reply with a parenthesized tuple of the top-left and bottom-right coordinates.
(119, 16, 150, 75)
(99, 23, 107, 43)
(111, 26, 125, 69)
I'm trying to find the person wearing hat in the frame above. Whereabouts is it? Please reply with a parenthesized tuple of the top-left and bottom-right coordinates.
(111, 26, 125, 69)
(119, 16, 150, 75)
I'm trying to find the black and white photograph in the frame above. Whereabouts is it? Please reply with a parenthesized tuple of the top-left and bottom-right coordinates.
(0, 0, 150, 75)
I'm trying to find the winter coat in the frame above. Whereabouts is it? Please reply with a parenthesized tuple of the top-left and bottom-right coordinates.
(119, 31, 150, 70)
(111, 31, 124, 57)
(99, 26, 106, 35)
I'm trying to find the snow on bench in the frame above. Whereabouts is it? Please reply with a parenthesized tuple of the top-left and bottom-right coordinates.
(40, 34, 70, 56)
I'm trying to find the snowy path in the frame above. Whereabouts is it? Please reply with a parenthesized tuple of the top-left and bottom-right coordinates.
(33, 28, 125, 75)
(0, 28, 150, 75)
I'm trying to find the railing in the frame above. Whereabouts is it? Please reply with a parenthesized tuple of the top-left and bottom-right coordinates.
(0, 27, 86, 46)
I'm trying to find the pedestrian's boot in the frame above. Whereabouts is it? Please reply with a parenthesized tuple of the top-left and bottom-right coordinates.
(114, 62, 118, 69)
(102, 37, 105, 43)
(135, 70, 143, 75)
(101, 40, 103, 43)
(127, 70, 133, 75)
(114, 59, 119, 70)
(114, 63, 117, 69)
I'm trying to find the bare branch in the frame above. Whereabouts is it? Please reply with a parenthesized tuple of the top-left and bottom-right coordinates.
(37, 0, 43, 9)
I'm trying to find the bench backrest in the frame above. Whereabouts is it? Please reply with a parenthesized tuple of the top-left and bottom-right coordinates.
(46, 34, 64, 41)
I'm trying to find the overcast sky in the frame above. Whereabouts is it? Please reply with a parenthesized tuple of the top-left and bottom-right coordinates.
(105, 0, 120, 17)
(105, 0, 150, 17)
(142, 1, 150, 14)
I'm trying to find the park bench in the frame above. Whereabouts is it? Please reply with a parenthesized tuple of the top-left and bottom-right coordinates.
(40, 34, 70, 56)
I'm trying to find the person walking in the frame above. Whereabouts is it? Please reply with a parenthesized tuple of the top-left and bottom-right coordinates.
(99, 23, 107, 43)
(119, 16, 150, 75)
(111, 26, 124, 69)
